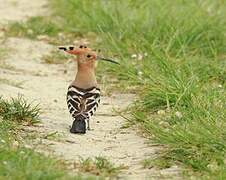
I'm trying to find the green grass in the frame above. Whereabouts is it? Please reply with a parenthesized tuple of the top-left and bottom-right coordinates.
(6, 16, 61, 39)
(5, 16, 83, 45)
(48, 0, 226, 179)
(142, 157, 171, 169)
(5, 0, 226, 178)
(0, 97, 96, 180)
(0, 145, 71, 180)
(0, 96, 40, 125)
(77, 157, 123, 178)
(0, 96, 120, 179)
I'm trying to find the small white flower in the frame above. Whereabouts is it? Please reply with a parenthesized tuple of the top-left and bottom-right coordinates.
(131, 54, 137, 58)
(138, 71, 143, 76)
(157, 110, 165, 115)
(144, 52, 148, 57)
(175, 111, 183, 119)
(0, 139, 6, 143)
(218, 84, 222, 88)
(137, 54, 143, 60)
(3, 161, 7, 165)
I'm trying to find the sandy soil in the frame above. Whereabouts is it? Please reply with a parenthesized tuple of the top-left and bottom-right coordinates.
(0, 1, 181, 179)
(0, 0, 48, 24)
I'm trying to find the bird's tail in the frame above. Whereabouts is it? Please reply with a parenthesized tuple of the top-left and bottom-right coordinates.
(70, 114, 86, 134)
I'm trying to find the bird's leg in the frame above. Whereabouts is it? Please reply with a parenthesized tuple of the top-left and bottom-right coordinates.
(87, 119, 91, 130)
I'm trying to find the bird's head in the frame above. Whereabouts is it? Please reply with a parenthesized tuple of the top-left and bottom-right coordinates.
(59, 45, 119, 68)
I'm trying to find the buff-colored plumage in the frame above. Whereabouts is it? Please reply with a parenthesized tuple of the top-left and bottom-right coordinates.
(59, 45, 119, 134)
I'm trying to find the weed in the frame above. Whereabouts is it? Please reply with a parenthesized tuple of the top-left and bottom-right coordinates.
(5, 16, 83, 45)
(6, 16, 61, 39)
(142, 158, 172, 169)
(77, 156, 123, 178)
(0, 96, 40, 125)
(0, 147, 70, 180)
(0, 96, 96, 179)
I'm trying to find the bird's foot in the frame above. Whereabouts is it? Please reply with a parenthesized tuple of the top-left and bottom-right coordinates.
(87, 127, 94, 131)
(87, 120, 93, 131)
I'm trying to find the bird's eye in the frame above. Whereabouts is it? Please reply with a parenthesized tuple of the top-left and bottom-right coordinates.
(84, 46, 87, 48)
(69, 46, 74, 50)
(79, 45, 83, 48)
(87, 54, 91, 58)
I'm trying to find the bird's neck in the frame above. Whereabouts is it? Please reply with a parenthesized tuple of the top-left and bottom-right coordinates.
(72, 64, 97, 89)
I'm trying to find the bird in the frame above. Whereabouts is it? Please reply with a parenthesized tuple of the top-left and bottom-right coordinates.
(59, 45, 119, 134)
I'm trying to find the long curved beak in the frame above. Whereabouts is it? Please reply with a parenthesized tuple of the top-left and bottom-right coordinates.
(97, 56, 120, 65)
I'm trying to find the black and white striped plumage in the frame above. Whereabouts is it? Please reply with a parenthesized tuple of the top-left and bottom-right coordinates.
(67, 85, 100, 133)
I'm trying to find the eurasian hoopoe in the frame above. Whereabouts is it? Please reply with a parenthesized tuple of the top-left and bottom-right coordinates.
(59, 45, 119, 134)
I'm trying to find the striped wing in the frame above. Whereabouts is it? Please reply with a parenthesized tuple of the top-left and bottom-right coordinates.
(67, 86, 84, 118)
(83, 88, 100, 119)
(67, 86, 100, 120)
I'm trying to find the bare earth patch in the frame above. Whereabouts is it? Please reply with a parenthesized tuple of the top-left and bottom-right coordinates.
(0, 0, 48, 24)
(0, 1, 181, 179)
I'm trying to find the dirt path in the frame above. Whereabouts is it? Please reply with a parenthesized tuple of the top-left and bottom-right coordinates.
(0, 0, 48, 23)
(0, 1, 181, 179)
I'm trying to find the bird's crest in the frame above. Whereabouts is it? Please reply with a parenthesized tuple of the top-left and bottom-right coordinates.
(59, 45, 120, 65)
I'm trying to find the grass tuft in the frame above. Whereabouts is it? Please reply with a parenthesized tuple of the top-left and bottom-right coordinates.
(6, 16, 61, 39)
(0, 96, 40, 125)
(0, 96, 96, 179)
(0, 147, 70, 180)
(77, 156, 124, 178)
(142, 157, 172, 169)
